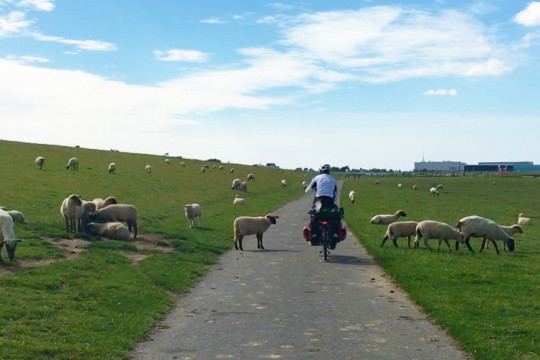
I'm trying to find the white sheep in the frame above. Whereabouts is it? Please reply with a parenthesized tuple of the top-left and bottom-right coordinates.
(370, 210, 407, 225)
(374, 180, 381, 185)
(92, 196, 118, 210)
(86, 222, 130, 240)
(429, 187, 439, 196)
(88, 204, 138, 238)
(219, 165, 224, 170)
(7, 210, 26, 223)
(349, 191, 356, 204)
(231, 178, 241, 191)
(165, 158, 171, 165)
(233, 195, 246, 205)
(413, 185, 418, 190)
(414, 220, 464, 251)
(456, 215, 515, 254)
(380, 221, 418, 248)
(145, 164, 152, 174)
(35, 156, 45, 170)
(184, 204, 202, 228)
(0, 209, 23, 263)
(302, 180, 307, 188)
(108, 162, 116, 174)
(397, 183, 402, 189)
(60, 194, 83, 233)
(180, 162, 186, 167)
(230, 167, 234, 173)
(518, 213, 531, 226)
(239, 181, 248, 192)
(201, 166, 207, 173)
(482, 224, 522, 252)
(66, 157, 78, 170)
(247, 173, 255, 181)
(281, 179, 287, 187)
(233, 214, 279, 250)
(76, 200, 97, 232)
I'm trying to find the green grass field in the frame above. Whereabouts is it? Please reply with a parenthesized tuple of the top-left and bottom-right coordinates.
(0, 140, 308, 359)
(341, 176, 540, 360)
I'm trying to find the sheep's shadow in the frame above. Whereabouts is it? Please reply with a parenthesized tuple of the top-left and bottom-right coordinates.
(325, 254, 376, 266)
(239, 249, 300, 253)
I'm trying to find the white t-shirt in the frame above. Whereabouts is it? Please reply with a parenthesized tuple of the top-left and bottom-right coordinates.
(305, 173, 337, 201)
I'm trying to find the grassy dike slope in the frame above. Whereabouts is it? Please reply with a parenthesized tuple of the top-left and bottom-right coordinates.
(0, 140, 307, 359)
(341, 176, 540, 360)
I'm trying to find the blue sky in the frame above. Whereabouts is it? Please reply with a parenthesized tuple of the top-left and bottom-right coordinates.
(1, 0, 540, 170)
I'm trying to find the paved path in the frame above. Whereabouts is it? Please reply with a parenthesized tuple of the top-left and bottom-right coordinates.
(131, 187, 470, 360)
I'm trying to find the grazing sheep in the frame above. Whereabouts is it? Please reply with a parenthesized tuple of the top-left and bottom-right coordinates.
(349, 191, 356, 204)
(86, 222, 130, 240)
(281, 179, 287, 187)
(212, 165, 217, 170)
(145, 164, 152, 174)
(233, 195, 246, 205)
(230, 167, 234, 173)
(380, 221, 418, 248)
(232, 178, 242, 191)
(184, 204, 202, 228)
(92, 196, 118, 210)
(60, 194, 83, 233)
(414, 220, 464, 251)
(370, 210, 407, 225)
(201, 166, 207, 173)
(88, 204, 138, 238)
(0, 209, 23, 263)
(66, 157, 78, 170)
(374, 180, 381, 185)
(456, 215, 515, 254)
(7, 210, 26, 223)
(219, 165, 224, 170)
(180, 162, 186, 167)
(302, 181, 307, 188)
(35, 156, 45, 170)
(518, 213, 531, 226)
(165, 158, 171, 165)
(413, 185, 418, 191)
(247, 173, 255, 181)
(482, 224, 522, 251)
(108, 162, 116, 174)
(397, 183, 402, 189)
(429, 187, 439, 196)
(233, 214, 279, 250)
(239, 181, 248, 192)
(436, 184, 443, 190)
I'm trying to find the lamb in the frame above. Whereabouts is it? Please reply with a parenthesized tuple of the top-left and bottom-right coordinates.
(247, 173, 255, 181)
(233, 195, 246, 205)
(76, 200, 97, 232)
(239, 181, 248, 192)
(92, 196, 118, 210)
(60, 194, 83, 233)
(281, 179, 287, 187)
(184, 204, 202, 228)
(88, 204, 138, 238)
(7, 210, 26, 223)
(232, 178, 241, 190)
(456, 215, 515, 254)
(0, 209, 23, 263)
(66, 157, 78, 170)
(349, 191, 356, 204)
(518, 213, 531, 226)
(35, 156, 45, 170)
(86, 222, 130, 240)
(145, 164, 152, 174)
(414, 220, 464, 251)
(482, 224, 522, 251)
(233, 214, 279, 250)
(108, 162, 116, 174)
(429, 187, 439, 196)
(380, 221, 418, 248)
(370, 210, 407, 225)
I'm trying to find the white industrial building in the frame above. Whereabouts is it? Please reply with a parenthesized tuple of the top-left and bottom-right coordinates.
(414, 161, 466, 172)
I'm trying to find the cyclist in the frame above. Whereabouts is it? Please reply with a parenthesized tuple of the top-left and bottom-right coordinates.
(305, 164, 340, 248)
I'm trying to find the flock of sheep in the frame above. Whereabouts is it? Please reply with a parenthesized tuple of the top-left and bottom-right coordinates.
(363, 186, 532, 255)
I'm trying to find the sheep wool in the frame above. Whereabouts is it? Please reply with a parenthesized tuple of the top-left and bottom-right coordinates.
(457, 215, 515, 254)
(380, 221, 418, 248)
(60, 194, 83, 233)
(35, 156, 45, 170)
(89, 204, 138, 238)
(414, 220, 463, 251)
(233, 214, 279, 251)
(370, 210, 406, 225)
(108, 162, 116, 174)
(7, 210, 26, 223)
(86, 222, 130, 240)
(0, 209, 22, 263)
(66, 157, 79, 170)
(184, 204, 202, 228)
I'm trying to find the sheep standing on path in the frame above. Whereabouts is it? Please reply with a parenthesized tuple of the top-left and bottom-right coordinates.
(60, 194, 83, 233)
(370, 210, 406, 225)
(380, 221, 418, 248)
(456, 215, 515, 254)
(66, 157, 78, 170)
(0, 209, 23, 263)
(184, 204, 202, 228)
(233, 214, 279, 251)
(414, 220, 464, 251)
(35, 156, 45, 170)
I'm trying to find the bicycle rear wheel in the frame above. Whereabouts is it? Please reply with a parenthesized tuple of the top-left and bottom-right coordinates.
(321, 227, 329, 261)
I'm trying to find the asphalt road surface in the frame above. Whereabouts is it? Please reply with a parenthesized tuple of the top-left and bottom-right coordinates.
(131, 186, 470, 360)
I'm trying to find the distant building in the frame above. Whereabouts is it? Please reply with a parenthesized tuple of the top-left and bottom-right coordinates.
(464, 164, 514, 172)
(414, 161, 465, 172)
(478, 161, 540, 172)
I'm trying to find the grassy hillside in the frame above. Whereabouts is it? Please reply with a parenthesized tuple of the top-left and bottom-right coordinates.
(342, 176, 540, 360)
(0, 139, 308, 359)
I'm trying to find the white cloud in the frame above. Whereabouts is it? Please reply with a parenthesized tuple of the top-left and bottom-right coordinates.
(154, 49, 209, 62)
(32, 32, 116, 51)
(17, 0, 54, 11)
(423, 88, 457, 96)
(5, 54, 49, 63)
(0, 11, 30, 37)
(201, 18, 224, 24)
(464, 58, 511, 76)
(515, 2, 540, 26)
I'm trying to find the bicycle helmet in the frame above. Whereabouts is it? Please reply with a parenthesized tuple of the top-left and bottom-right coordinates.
(319, 164, 330, 173)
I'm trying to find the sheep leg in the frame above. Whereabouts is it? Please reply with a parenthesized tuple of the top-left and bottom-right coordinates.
(413, 235, 420, 249)
(133, 222, 137, 238)
(423, 238, 432, 250)
(489, 239, 500, 255)
(65, 217, 69, 233)
(407, 235, 411, 248)
(480, 237, 487, 252)
(257, 234, 264, 250)
(234, 237, 239, 250)
(392, 237, 399, 248)
(443, 239, 451, 251)
(464, 238, 474, 252)
(239, 235, 244, 251)
(380, 235, 389, 247)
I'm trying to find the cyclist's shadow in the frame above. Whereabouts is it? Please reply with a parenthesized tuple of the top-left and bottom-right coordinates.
(324, 254, 376, 266)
